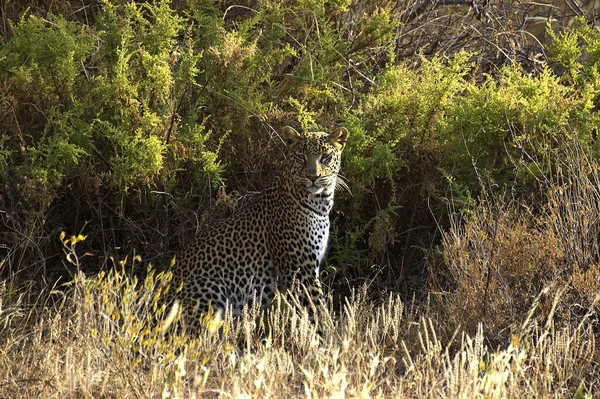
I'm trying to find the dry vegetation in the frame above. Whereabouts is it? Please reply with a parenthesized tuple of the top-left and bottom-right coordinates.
(445, 147, 600, 344)
(0, 269, 597, 398)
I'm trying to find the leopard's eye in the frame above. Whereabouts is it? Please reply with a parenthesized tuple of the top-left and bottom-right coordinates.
(295, 149, 305, 159)
(321, 153, 333, 165)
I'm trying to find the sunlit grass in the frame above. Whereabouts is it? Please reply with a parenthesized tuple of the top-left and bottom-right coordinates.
(0, 264, 597, 398)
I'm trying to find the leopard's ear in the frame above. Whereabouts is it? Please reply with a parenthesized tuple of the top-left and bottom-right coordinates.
(282, 126, 303, 148)
(329, 127, 348, 151)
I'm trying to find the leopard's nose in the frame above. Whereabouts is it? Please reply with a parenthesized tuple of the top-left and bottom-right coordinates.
(307, 175, 318, 183)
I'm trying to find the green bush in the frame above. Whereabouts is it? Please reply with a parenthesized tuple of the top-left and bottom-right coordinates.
(2, 0, 600, 301)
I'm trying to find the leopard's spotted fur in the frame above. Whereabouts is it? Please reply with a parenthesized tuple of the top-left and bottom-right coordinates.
(168, 126, 348, 330)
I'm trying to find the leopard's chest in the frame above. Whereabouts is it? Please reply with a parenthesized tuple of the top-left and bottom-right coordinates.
(314, 220, 329, 264)
(305, 213, 330, 264)
(264, 188, 334, 266)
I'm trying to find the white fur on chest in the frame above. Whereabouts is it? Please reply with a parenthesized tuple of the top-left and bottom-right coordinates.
(312, 218, 330, 265)
(317, 224, 329, 264)
(297, 194, 334, 266)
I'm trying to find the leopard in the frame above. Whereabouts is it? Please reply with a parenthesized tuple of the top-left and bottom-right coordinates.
(167, 125, 349, 331)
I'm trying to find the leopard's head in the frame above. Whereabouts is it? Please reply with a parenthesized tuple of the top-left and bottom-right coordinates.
(282, 126, 349, 196)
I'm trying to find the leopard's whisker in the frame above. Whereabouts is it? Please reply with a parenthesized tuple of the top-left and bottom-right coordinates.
(336, 174, 352, 196)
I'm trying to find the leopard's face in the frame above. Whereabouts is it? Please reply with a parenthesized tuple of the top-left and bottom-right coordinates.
(283, 127, 348, 196)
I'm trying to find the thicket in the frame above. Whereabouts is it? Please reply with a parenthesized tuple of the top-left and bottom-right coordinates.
(2, 2, 600, 393)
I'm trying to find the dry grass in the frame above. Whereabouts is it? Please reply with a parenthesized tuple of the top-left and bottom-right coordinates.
(443, 147, 600, 345)
(0, 265, 598, 398)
